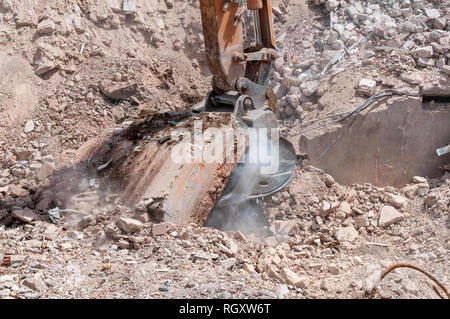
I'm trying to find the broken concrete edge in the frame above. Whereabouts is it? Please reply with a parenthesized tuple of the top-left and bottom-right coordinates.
(299, 94, 449, 186)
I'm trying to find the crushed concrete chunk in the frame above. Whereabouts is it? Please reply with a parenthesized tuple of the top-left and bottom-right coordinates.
(357, 78, 376, 96)
(399, 72, 423, 85)
(401, 184, 419, 199)
(12, 209, 38, 223)
(354, 215, 369, 228)
(122, 0, 136, 14)
(9, 185, 29, 197)
(424, 8, 440, 19)
(417, 57, 435, 67)
(412, 176, 427, 184)
(378, 206, 403, 228)
(24, 120, 35, 133)
(116, 217, 143, 233)
(411, 46, 433, 58)
(152, 222, 168, 236)
(22, 277, 46, 292)
(220, 258, 236, 270)
(37, 19, 55, 35)
(335, 225, 358, 242)
(387, 194, 408, 209)
(282, 267, 306, 288)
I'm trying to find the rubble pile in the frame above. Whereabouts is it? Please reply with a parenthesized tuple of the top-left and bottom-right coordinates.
(1, 162, 448, 298)
(269, 0, 450, 119)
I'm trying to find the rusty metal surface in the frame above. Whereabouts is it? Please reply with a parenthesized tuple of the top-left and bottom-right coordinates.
(200, 0, 245, 92)
(113, 113, 246, 225)
(259, 0, 276, 49)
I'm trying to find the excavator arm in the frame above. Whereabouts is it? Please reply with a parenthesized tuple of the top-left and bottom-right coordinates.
(197, 0, 296, 207)
(199, 0, 277, 91)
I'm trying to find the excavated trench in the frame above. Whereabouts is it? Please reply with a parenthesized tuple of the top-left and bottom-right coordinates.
(299, 95, 450, 187)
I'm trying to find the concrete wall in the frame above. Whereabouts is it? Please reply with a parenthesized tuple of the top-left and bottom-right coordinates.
(299, 96, 450, 187)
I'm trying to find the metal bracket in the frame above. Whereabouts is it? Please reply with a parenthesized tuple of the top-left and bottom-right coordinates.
(233, 49, 277, 64)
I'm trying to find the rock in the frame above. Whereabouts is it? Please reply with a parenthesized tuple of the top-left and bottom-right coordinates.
(378, 206, 403, 228)
(116, 217, 143, 233)
(403, 281, 419, 296)
(325, 0, 339, 12)
(434, 18, 447, 30)
(122, 0, 136, 14)
(412, 176, 427, 184)
(133, 212, 150, 223)
(441, 65, 450, 76)
(335, 225, 358, 242)
(365, 264, 382, 292)
(417, 183, 429, 196)
(354, 215, 369, 228)
(281, 267, 306, 288)
(242, 263, 256, 274)
(335, 210, 346, 221)
(387, 194, 408, 209)
(286, 95, 299, 108)
(36, 197, 52, 211)
(164, 0, 174, 9)
(274, 284, 289, 298)
(220, 258, 236, 270)
(431, 42, 445, 55)
(152, 222, 168, 236)
(35, 60, 57, 76)
(399, 72, 423, 85)
(328, 265, 340, 275)
(300, 80, 319, 97)
(411, 46, 433, 58)
(272, 6, 283, 18)
(9, 185, 29, 197)
(65, 230, 83, 240)
(320, 200, 332, 216)
(0, 289, 11, 298)
(37, 19, 55, 35)
(322, 174, 335, 187)
(320, 279, 329, 291)
(338, 201, 352, 216)
(43, 224, 58, 240)
(223, 237, 238, 255)
(36, 162, 54, 181)
(272, 220, 298, 236)
(274, 57, 284, 71)
(417, 57, 435, 67)
(401, 184, 419, 199)
(108, 0, 122, 13)
(24, 120, 35, 133)
(281, 76, 299, 89)
(22, 277, 46, 292)
(424, 8, 440, 19)
(118, 239, 131, 249)
(267, 265, 284, 282)
(16, 150, 33, 161)
(99, 80, 138, 101)
(357, 78, 376, 96)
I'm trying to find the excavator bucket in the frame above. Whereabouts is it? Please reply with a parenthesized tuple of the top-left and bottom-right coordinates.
(69, 0, 296, 226)
(72, 110, 295, 226)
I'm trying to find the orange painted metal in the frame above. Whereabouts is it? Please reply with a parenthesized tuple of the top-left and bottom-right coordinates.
(199, 0, 245, 91)
(247, 0, 263, 10)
